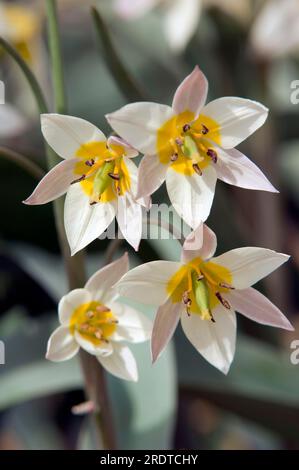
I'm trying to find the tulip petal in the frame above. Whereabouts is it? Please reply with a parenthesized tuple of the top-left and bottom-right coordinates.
(117, 194, 143, 251)
(164, 0, 202, 53)
(212, 247, 289, 289)
(151, 297, 182, 363)
(46, 326, 79, 362)
(228, 287, 294, 330)
(202, 97, 268, 149)
(107, 135, 139, 158)
(59, 288, 92, 325)
(85, 253, 129, 303)
(109, 301, 152, 343)
(106, 103, 174, 155)
(116, 260, 182, 305)
(136, 154, 168, 200)
(24, 158, 78, 205)
(181, 305, 236, 374)
(41, 114, 106, 160)
(64, 184, 115, 255)
(182, 222, 204, 254)
(182, 223, 217, 263)
(114, 0, 158, 19)
(172, 66, 208, 116)
(166, 165, 217, 229)
(215, 147, 278, 192)
(97, 343, 138, 381)
(75, 331, 113, 356)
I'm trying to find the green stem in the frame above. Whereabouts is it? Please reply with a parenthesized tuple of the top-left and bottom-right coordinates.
(46, 0, 67, 113)
(91, 6, 145, 102)
(0, 37, 48, 114)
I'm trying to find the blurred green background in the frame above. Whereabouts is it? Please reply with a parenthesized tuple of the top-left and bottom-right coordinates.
(0, 0, 298, 450)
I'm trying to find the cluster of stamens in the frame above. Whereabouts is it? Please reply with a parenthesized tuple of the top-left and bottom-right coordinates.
(169, 122, 218, 175)
(76, 304, 118, 344)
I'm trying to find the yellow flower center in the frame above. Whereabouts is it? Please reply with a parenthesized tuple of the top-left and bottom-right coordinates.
(69, 301, 118, 346)
(73, 141, 131, 204)
(157, 111, 221, 176)
(167, 257, 233, 321)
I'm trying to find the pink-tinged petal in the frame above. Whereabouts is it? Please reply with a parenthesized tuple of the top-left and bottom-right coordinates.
(228, 287, 294, 331)
(115, 261, 182, 305)
(181, 305, 236, 374)
(85, 253, 129, 303)
(117, 194, 143, 251)
(109, 301, 152, 343)
(215, 147, 278, 192)
(182, 222, 203, 254)
(182, 223, 217, 263)
(172, 66, 208, 116)
(151, 297, 182, 363)
(41, 114, 106, 160)
(23, 158, 77, 205)
(164, 0, 202, 53)
(211, 247, 290, 289)
(75, 331, 113, 356)
(114, 0, 158, 20)
(136, 153, 167, 200)
(46, 326, 79, 362)
(64, 184, 115, 255)
(97, 343, 138, 382)
(202, 97, 268, 148)
(106, 103, 174, 155)
(59, 288, 92, 325)
(107, 135, 139, 158)
(166, 165, 217, 229)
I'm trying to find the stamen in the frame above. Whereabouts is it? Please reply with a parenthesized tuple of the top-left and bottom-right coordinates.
(197, 274, 204, 281)
(183, 124, 191, 133)
(219, 282, 235, 290)
(108, 173, 120, 181)
(96, 305, 111, 313)
(80, 323, 89, 331)
(207, 148, 218, 163)
(193, 163, 202, 176)
(89, 201, 98, 206)
(215, 292, 231, 309)
(170, 152, 178, 162)
(182, 290, 192, 307)
(86, 310, 95, 319)
(85, 159, 95, 167)
(201, 124, 209, 135)
(71, 174, 86, 185)
(210, 312, 216, 323)
(94, 329, 103, 339)
(175, 137, 184, 146)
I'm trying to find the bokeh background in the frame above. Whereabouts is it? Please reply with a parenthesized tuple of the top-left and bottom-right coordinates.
(0, 0, 299, 450)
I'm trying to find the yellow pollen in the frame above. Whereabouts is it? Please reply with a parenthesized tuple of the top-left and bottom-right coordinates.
(69, 301, 117, 346)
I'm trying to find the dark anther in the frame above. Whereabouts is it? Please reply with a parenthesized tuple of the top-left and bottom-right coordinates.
(219, 282, 235, 290)
(210, 312, 216, 323)
(197, 274, 204, 281)
(71, 174, 86, 185)
(85, 159, 95, 167)
(108, 173, 120, 181)
(201, 124, 209, 135)
(175, 137, 184, 146)
(206, 148, 218, 163)
(215, 292, 231, 310)
(183, 124, 191, 133)
(171, 153, 178, 162)
(193, 163, 202, 176)
(183, 291, 192, 307)
(89, 201, 97, 206)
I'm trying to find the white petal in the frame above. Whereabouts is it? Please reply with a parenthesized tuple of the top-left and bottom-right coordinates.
(97, 343, 138, 382)
(228, 287, 294, 330)
(202, 97, 268, 149)
(109, 302, 152, 343)
(106, 103, 174, 155)
(181, 305, 236, 374)
(115, 261, 182, 305)
(114, 0, 159, 19)
(182, 222, 203, 254)
(46, 326, 79, 362)
(215, 147, 278, 192)
(211, 247, 290, 289)
(85, 253, 129, 303)
(172, 65, 208, 116)
(75, 331, 113, 356)
(107, 135, 139, 158)
(24, 159, 77, 205)
(136, 154, 168, 200)
(164, 0, 202, 53)
(166, 165, 217, 229)
(182, 223, 217, 263)
(117, 194, 143, 251)
(58, 288, 92, 325)
(64, 184, 115, 255)
(41, 114, 106, 160)
(151, 298, 182, 363)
